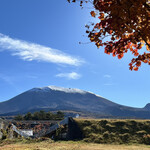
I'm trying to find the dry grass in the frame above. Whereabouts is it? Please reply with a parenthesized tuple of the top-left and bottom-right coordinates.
(0, 141, 150, 150)
(74, 118, 150, 122)
(74, 118, 150, 144)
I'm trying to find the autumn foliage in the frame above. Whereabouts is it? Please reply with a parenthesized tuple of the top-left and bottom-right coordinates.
(69, 0, 150, 71)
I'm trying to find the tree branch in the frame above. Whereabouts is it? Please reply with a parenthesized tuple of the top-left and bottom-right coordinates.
(143, 38, 150, 48)
(144, 3, 150, 11)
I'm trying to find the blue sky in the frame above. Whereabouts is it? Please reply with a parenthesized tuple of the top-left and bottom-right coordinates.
(0, 0, 149, 108)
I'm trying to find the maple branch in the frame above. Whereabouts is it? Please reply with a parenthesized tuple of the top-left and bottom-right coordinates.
(144, 3, 150, 11)
(143, 38, 150, 48)
(138, 31, 150, 49)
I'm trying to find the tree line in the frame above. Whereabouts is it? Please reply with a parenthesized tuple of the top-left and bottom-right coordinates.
(14, 110, 65, 121)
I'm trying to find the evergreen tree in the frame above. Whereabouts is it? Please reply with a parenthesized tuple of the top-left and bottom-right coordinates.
(14, 114, 23, 120)
(24, 112, 32, 120)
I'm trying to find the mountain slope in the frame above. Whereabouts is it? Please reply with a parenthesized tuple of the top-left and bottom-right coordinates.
(144, 103, 150, 110)
(0, 86, 150, 118)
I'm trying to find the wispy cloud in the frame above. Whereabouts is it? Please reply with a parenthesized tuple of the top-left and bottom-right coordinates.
(0, 73, 20, 92)
(56, 72, 81, 80)
(0, 33, 83, 66)
(26, 75, 38, 79)
(0, 73, 14, 85)
(104, 74, 111, 78)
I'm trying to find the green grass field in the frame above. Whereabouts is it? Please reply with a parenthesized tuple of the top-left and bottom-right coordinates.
(1, 140, 150, 150)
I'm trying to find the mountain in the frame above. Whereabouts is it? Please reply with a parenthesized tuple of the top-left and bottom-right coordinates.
(144, 103, 150, 110)
(0, 86, 150, 118)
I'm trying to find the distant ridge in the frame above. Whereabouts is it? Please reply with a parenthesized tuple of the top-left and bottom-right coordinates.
(144, 103, 150, 110)
(0, 86, 150, 118)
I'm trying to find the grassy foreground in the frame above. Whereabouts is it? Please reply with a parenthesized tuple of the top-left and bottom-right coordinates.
(0, 140, 150, 150)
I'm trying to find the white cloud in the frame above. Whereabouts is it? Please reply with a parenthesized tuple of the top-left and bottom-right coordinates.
(104, 74, 111, 78)
(56, 72, 81, 80)
(0, 33, 83, 66)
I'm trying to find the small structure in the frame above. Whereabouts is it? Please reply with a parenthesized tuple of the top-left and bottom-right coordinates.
(0, 117, 83, 140)
(20, 129, 33, 136)
(75, 114, 79, 118)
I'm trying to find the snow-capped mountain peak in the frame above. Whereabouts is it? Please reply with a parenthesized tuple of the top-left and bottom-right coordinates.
(48, 86, 86, 94)
(30, 86, 87, 94)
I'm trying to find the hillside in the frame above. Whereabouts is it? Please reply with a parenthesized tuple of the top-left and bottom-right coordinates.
(75, 118, 150, 144)
(0, 86, 150, 118)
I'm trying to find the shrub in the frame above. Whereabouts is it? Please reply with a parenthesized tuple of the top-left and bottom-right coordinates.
(76, 119, 150, 145)
(119, 126, 130, 134)
(113, 121, 126, 127)
(82, 126, 93, 137)
(136, 130, 147, 136)
(143, 134, 150, 145)
(91, 124, 103, 133)
(82, 120, 92, 126)
(103, 131, 109, 139)
(119, 133, 130, 143)
(105, 123, 115, 132)
(99, 120, 108, 127)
